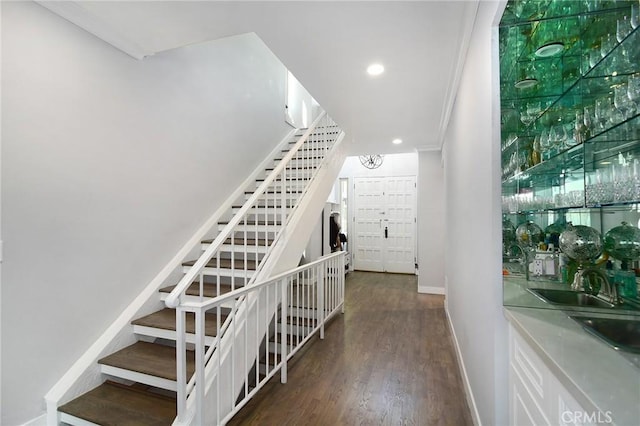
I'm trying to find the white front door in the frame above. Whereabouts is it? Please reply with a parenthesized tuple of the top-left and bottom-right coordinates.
(353, 176, 416, 274)
(353, 177, 385, 272)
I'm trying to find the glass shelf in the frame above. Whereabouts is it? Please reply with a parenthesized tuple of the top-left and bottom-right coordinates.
(501, 0, 640, 319)
(501, 0, 640, 215)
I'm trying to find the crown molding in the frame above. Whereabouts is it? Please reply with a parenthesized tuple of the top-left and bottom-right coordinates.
(436, 0, 480, 151)
(36, 1, 154, 60)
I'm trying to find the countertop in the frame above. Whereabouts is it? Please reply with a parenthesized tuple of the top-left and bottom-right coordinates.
(504, 277, 640, 426)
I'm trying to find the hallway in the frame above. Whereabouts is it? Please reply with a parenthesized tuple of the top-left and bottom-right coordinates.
(229, 271, 473, 425)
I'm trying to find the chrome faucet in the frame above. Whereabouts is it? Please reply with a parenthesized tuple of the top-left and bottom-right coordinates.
(572, 266, 619, 305)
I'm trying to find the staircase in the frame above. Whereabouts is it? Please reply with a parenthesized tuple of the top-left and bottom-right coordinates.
(52, 113, 346, 425)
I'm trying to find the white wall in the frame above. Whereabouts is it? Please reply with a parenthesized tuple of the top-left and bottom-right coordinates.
(417, 151, 445, 294)
(339, 153, 418, 179)
(286, 71, 320, 129)
(0, 1, 3, 421)
(1, 2, 291, 424)
(442, 1, 508, 425)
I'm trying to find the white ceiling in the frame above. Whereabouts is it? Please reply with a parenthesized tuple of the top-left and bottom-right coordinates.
(39, 1, 479, 155)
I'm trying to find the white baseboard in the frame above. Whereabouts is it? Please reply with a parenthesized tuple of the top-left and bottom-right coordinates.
(445, 306, 482, 426)
(22, 413, 47, 426)
(418, 285, 445, 295)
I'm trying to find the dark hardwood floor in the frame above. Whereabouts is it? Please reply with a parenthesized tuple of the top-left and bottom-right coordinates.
(228, 271, 473, 426)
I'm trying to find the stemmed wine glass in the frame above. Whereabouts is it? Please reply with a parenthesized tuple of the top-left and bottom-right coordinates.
(617, 15, 631, 43)
(595, 97, 612, 130)
(540, 129, 551, 160)
(632, 1, 640, 29)
(550, 123, 567, 149)
(601, 34, 616, 58)
(583, 106, 594, 137)
(628, 73, 640, 113)
(614, 83, 637, 120)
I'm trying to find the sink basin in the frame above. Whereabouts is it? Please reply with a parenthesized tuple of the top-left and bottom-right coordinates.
(529, 288, 614, 309)
(570, 316, 640, 353)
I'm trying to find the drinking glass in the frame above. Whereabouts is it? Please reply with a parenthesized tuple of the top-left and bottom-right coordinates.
(614, 83, 636, 119)
(596, 167, 614, 204)
(628, 73, 640, 106)
(633, 158, 640, 200)
(550, 123, 567, 149)
(601, 34, 616, 58)
(540, 129, 551, 160)
(589, 48, 601, 68)
(612, 163, 631, 202)
(632, 1, 640, 29)
(581, 52, 592, 76)
(585, 0, 602, 13)
(586, 171, 598, 204)
(617, 15, 631, 43)
(574, 111, 585, 144)
(594, 97, 611, 130)
(583, 106, 594, 136)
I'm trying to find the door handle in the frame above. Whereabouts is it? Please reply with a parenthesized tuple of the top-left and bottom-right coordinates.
(384, 226, 388, 239)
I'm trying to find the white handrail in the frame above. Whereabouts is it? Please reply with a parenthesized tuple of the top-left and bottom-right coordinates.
(165, 111, 331, 308)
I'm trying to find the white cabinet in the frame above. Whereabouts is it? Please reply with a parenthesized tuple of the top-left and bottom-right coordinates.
(509, 324, 595, 426)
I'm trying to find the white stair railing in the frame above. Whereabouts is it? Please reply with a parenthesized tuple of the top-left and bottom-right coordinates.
(178, 252, 345, 425)
(167, 112, 344, 424)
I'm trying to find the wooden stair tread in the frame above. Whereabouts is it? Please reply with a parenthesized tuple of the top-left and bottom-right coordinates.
(160, 281, 242, 298)
(244, 189, 304, 194)
(233, 204, 294, 209)
(98, 341, 194, 381)
(58, 381, 176, 426)
(132, 308, 226, 337)
(182, 257, 257, 270)
(265, 167, 315, 171)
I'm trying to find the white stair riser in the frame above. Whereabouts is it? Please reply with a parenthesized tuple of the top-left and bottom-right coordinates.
(217, 223, 282, 233)
(255, 180, 310, 190)
(267, 341, 291, 355)
(100, 365, 177, 392)
(227, 213, 288, 224)
(261, 170, 315, 180)
(132, 325, 216, 346)
(209, 249, 265, 260)
(286, 307, 319, 320)
(181, 265, 255, 278)
(280, 322, 315, 336)
(202, 243, 270, 255)
(243, 194, 301, 203)
(273, 158, 322, 169)
(58, 412, 101, 426)
(231, 206, 292, 215)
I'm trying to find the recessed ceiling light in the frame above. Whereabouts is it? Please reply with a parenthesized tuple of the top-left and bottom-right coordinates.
(367, 63, 385, 76)
(392, 138, 403, 145)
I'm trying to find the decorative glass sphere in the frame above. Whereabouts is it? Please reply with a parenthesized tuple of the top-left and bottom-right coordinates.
(515, 221, 544, 248)
(559, 223, 603, 263)
(544, 220, 566, 247)
(503, 217, 516, 245)
(604, 221, 640, 261)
